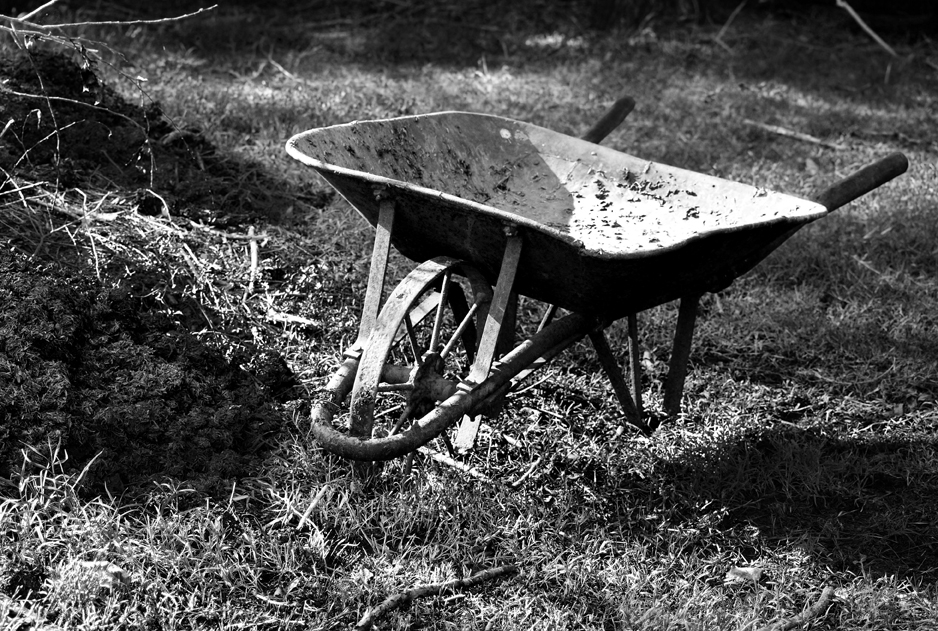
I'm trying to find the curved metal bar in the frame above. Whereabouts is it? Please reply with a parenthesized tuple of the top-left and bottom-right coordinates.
(308, 310, 598, 461)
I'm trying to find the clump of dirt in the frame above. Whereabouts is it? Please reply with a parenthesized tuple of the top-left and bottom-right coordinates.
(0, 47, 289, 225)
(0, 247, 284, 494)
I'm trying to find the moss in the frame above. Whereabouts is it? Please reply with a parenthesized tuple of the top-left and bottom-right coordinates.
(0, 248, 284, 494)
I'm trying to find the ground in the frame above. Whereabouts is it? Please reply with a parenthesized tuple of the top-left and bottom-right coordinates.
(0, 48, 296, 494)
(0, 1, 937, 629)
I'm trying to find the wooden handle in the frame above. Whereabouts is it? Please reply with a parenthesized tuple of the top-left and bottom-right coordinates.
(814, 152, 909, 212)
(581, 95, 636, 144)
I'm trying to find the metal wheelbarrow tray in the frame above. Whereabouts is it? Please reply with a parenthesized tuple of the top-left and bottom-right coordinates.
(287, 101, 908, 462)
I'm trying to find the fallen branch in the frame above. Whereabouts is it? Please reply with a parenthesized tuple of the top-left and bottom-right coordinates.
(743, 119, 846, 150)
(244, 225, 258, 301)
(353, 564, 518, 631)
(756, 586, 835, 631)
(835, 0, 898, 58)
(417, 446, 492, 483)
(1, 4, 218, 30)
(266, 309, 321, 328)
(189, 220, 268, 241)
(715, 0, 748, 46)
(509, 455, 542, 488)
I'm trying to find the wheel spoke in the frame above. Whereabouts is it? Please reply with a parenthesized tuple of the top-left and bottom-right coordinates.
(403, 314, 421, 362)
(389, 402, 416, 435)
(374, 404, 404, 420)
(538, 304, 558, 332)
(440, 302, 480, 361)
(429, 272, 451, 352)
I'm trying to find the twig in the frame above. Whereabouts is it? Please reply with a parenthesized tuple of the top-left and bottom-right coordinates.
(296, 484, 329, 531)
(755, 586, 835, 631)
(180, 242, 204, 281)
(716, 0, 748, 45)
(509, 456, 542, 488)
(353, 564, 518, 631)
(189, 220, 268, 241)
(244, 226, 258, 302)
(145, 188, 171, 219)
(835, 0, 898, 58)
(267, 55, 297, 81)
(266, 309, 321, 328)
(18, 0, 59, 22)
(743, 119, 846, 150)
(132, 213, 187, 236)
(86, 232, 100, 278)
(1, 5, 218, 30)
(417, 446, 492, 483)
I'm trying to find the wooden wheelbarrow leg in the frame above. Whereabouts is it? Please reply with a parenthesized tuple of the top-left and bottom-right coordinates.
(663, 294, 701, 417)
(357, 190, 396, 348)
(454, 227, 523, 452)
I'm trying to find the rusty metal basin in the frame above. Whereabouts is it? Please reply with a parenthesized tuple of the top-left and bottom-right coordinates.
(287, 112, 827, 317)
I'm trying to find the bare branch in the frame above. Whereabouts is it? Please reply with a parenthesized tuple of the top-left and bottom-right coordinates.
(835, 0, 898, 57)
(19, 0, 60, 22)
(743, 119, 846, 151)
(0, 85, 144, 131)
(0, 5, 218, 31)
(354, 564, 518, 631)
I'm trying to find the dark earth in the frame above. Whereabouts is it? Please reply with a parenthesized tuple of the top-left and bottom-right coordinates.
(0, 49, 296, 495)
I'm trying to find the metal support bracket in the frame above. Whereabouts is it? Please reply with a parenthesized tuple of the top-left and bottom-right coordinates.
(663, 294, 701, 417)
(588, 329, 645, 431)
(454, 225, 524, 452)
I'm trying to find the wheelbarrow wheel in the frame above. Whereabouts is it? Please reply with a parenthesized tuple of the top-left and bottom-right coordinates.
(309, 257, 494, 461)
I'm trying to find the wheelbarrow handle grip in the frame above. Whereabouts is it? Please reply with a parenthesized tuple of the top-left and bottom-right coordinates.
(581, 95, 636, 144)
(814, 152, 909, 212)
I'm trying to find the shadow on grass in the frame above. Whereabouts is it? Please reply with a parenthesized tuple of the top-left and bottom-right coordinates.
(551, 416, 938, 586)
(683, 209, 938, 406)
(678, 423, 938, 583)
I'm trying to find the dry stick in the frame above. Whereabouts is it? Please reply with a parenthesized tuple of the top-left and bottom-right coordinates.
(509, 456, 542, 488)
(1, 5, 218, 30)
(0, 86, 145, 131)
(145, 188, 171, 219)
(266, 310, 320, 328)
(755, 586, 835, 631)
(716, 0, 748, 44)
(417, 446, 492, 483)
(353, 564, 518, 631)
(189, 220, 268, 241)
(835, 0, 898, 58)
(742, 119, 846, 150)
(245, 226, 258, 300)
(18, 0, 59, 21)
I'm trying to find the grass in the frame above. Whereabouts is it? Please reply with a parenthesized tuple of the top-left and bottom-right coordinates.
(1, 1, 938, 629)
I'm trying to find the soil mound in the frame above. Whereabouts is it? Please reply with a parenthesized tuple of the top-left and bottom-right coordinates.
(0, 247, 284, 493)
(0, 49, 298, 494)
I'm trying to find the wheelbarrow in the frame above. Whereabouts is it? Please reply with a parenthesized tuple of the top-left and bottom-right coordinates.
(286, 97, 908, 462)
